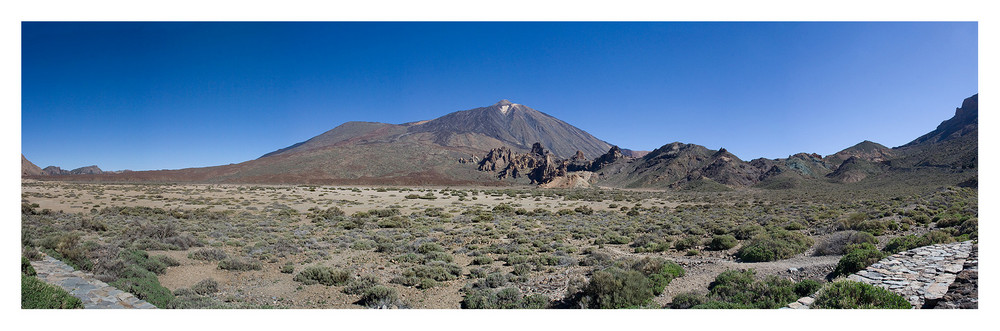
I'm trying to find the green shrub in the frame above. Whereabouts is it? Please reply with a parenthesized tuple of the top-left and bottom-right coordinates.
(794, 279, 822, 297)
(883, 235, 925, 255)
(461, 287, 549, 309)
(343, 275, 380, 295)
(732, 224, 764, 240)
(704, 269, 799, 309)
(669, 291, 707, 309)
(21, 275, 83, 309)
(191, 278, 219, 295)
(417, 242, 445, 254)
(674, 236, 700, 250)
(218, 257, 263, 271)
(709, 235, 738, 251)
(22, 257, 36, 276)
(736, 228, 813, 262)
(404, 261, 462, 282)
(922, 230, 955, 245)
(492, 204, 515, 215)
(109, 264, 175, 308)
(582, 267, 655, 309)
(280, 263, 295, 274)
(188, 248, 228, 261)
(832, 243, 886, 278)
(294, 266, 353, 286)
(812, 280, 910, 309)
(471, 256, 494, 265)
(691, 301, 756, 309)
(358, 286, 402, 308)
(815, 231, 878, 256)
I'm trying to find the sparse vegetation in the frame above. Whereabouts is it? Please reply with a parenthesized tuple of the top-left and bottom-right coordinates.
(812, 280, 911, 309)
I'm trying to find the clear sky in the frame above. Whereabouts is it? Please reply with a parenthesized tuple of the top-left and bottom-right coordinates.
(21, 22, 977, 171)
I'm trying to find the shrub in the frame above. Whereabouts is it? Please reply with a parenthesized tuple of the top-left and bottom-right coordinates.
(471, 256, 494, 265)
(218, 257, 263, 271)
(358, 285, 402, 308)
(691, 301, 755, 309)
(280, 263, 295, 274)
(704, 269, 799, 309)
(294, 266, 353, 286)
(582, 267, 655, 309)
(736, 228, 813, 262)
(461, 287, 549, 309)
(188, 248, 228, 261)
(191, 278, 219, 295)
(492, 204, 515, 215)
(674, 236, 700, 250)
(814, 231, 878, 256)
(417, 242, 445, 254)
(709, 235, 738, 251)
(109, 264, 175, 307)
(732, 224, 764, 240)
(22, 257, 36, 276)
(404, 261, 462, 282)
(669, 291, 707, 309)
(812, 280, 910, 309)
(922, 230, 955, 245)
(832, 243, 885, 278)
(343, 275, 380, 295)
(883, 235, 925, 255)
(794, 279, 822, 297)
(21, 275, 83, 309)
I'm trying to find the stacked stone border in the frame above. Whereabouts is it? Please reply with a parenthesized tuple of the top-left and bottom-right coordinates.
(786, 241, 975, 309)
(29, 254, 157, 309)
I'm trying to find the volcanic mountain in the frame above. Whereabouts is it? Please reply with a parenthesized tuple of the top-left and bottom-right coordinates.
(33, 100, 620, 185)
(263, 100, 614, 160)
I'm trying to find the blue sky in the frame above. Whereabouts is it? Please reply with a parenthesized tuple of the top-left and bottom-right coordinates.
(21, 22, 977, 171)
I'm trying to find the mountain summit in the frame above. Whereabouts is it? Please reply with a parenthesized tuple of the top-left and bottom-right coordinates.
(405, 100, 613, 159)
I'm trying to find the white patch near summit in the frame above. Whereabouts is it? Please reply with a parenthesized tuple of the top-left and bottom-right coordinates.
(499, 104, 511, 114)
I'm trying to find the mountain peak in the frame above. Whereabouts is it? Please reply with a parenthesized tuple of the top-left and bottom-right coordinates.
(494, 99, 516, 114)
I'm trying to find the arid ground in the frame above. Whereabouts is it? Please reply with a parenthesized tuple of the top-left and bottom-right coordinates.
(21, 179, 977, 309)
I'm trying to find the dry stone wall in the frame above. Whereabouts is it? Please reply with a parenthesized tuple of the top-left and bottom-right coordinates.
(787, 241, 976, 309)
(30, 254, 157, 309)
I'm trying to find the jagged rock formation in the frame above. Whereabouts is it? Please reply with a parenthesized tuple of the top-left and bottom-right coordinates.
(590, 142, 764, 189)
(42, 165, 104, 175)
(904, 94, 978, 147)
(476, 143, 570, 184)
(474, 143, 634, 186)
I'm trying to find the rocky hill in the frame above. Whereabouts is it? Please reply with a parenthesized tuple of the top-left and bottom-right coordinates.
(21, 155, 44, 176)
(39, 165, 104, 176)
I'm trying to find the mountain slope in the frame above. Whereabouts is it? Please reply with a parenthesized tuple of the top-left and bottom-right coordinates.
(22, 155, 44, 176)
